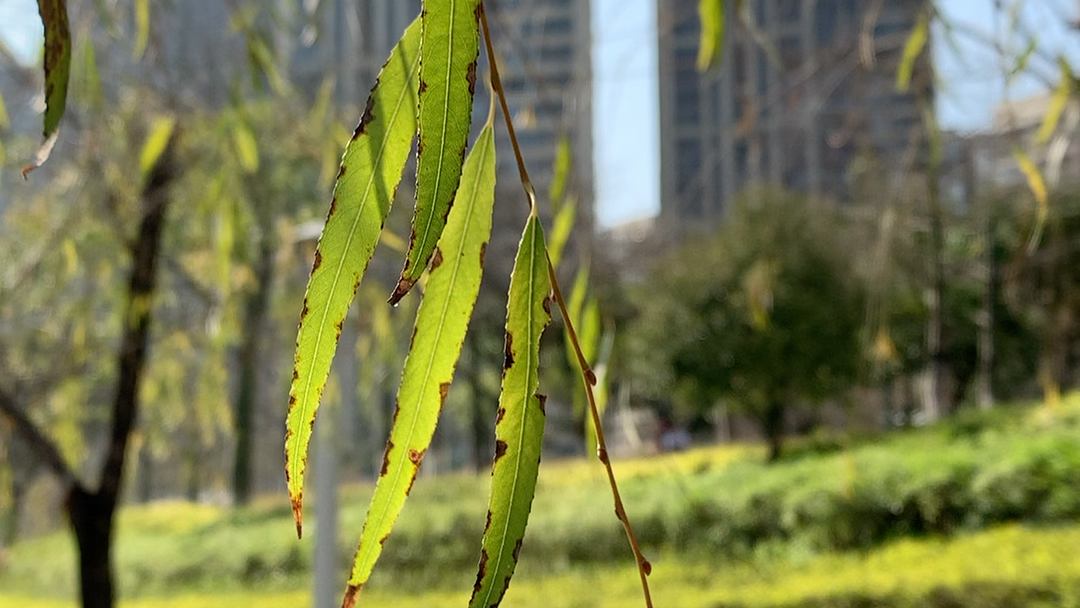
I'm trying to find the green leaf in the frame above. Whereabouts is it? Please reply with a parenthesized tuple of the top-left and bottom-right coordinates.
(232, 120, 260, 173)
(549, 136, 572, 207)
(390, 0, 482, 304)
(896, 10, 929, 92)
(0, 88, 9, 130)
(285, 17, 422, 538)
(81, 37, 103, 111)
(1036, 58, 1073, 144)
(139, 116, 177, 180)
(547, 196, 576, 271)
(697, 0, 724, 71)
(469, 214, 552, 608)
(341, 97, 498, 608)
(23, 0, 71, 178)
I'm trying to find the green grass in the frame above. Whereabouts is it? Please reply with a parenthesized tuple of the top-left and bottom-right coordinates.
(2, 397, 1080, 606)
(4, 523, 1080, 607)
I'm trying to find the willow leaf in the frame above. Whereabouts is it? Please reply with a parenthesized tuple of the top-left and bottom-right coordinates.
(1036, 59, 1073, 144)
(133, 0, 149, 60)
(23, 0, 71, 178)
(896, 10, 929, 93)
(1013, 148, 1049, 252)
(469, 215, 552, 608)
(697, 0, 724, 71)
(285, 17, 421, 538)
(549, 136, 572, 207)
(390, 0, 481, 303)
(341, 99, 497, 608)
(138, 116, 177, 180)
(547, 197, 576, 271)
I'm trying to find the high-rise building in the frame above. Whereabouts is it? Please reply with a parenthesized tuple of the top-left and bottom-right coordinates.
(657, 0, 930, 227)
(287, 0, 593, 226)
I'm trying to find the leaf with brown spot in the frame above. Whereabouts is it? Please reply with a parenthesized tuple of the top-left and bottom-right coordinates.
(286, 18, 422, 538)
(469, 215, 552, 608)
(390, 0, 483, 303)
(503, 332, 515, 370)
(341, 584, 362, 608)
(343, 90, 497, 595)
(23, 0, 70, 177)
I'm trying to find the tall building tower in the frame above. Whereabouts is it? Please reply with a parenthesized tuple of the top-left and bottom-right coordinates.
(657, 0, 930, 227)
(483, 0, 593, 213)
(288, 0, 593, 227)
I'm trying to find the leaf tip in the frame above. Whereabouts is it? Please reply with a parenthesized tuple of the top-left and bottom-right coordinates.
(388, 277, 415, 306)
(291, 497, 304, 539)
(341, 583, 362, 608)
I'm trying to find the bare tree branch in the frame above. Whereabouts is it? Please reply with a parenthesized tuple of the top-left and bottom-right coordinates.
(0, 385, 79, 489)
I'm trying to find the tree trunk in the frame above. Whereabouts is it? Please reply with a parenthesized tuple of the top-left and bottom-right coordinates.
(977, 209, 996, 410)
(68, 487, 114, 608)
(762, 399, 785, 463)
(233, 237, 274, 505)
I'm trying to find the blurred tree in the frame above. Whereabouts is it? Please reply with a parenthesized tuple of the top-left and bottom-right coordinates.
(1005, 191, 1080, 401)
(0, 101, 179, 608)
(629, 189, 865, 461)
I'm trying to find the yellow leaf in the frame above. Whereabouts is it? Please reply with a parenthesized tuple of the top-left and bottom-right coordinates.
(1036, 60, 1072, 144)
(896, 10, 929, 92)
(232, 121, 259, 173)
(1012, 148, 1048, 252)
(133, 0, 150, 60)
(139, 116, 177, 179)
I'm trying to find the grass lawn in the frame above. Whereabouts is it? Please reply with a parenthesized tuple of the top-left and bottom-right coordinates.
(3, 523, 1079, 607)
(2, 397, 1080, 607)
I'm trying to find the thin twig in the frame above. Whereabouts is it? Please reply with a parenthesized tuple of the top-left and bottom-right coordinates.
(480, 6, 654, 606)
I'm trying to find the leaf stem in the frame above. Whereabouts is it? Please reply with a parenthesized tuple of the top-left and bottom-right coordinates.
(480, 5, 654, 606)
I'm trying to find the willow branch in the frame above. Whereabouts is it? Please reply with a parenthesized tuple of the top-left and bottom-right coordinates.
(480, 6, 654, 606)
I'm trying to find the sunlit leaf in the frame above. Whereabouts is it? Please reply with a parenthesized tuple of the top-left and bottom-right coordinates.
(341, 97, 497, 608)
(697, 0, 724, 71)
(390, 0, 482, 303)
(23, 0, 71, 178)
(1013, 148, 1049, 252)
(232, 120, 260, 173)
(139, 116, 177, 179)
(0, 88, 9, 129)
(61, 238, 78, 278)
(549, 136, 572, 207)
(285, 17, 422, 538)
(133, 0, 149, 60)
(469, 214, 552, 608)
(896, 10, 929, 92)
(547, 196, 576, 270)
(1036, 59, 1073, 144)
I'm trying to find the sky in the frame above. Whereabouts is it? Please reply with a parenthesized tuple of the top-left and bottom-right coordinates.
(3, 0, 1080, 227)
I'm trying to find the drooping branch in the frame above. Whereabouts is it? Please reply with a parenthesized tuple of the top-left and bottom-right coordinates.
(479, 7, 654, 607)
(0, 385, 79, 489)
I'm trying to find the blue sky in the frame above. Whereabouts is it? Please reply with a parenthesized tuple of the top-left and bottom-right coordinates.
(3, 0, 1080, 226)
